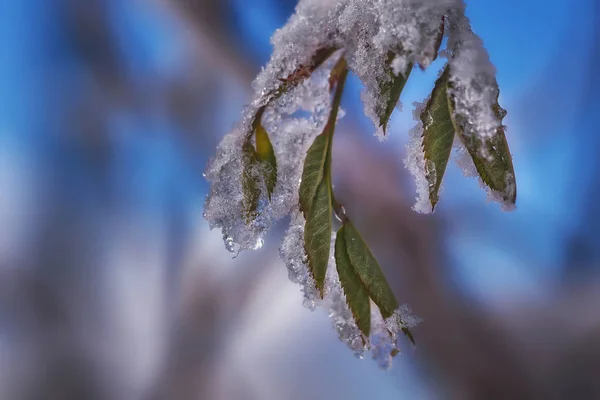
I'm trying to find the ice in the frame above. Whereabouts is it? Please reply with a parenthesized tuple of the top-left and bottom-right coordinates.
(204, 0, 509, 367)
(453, 139, 517, 211)
(280, 211, 421, 363)
(404, 101, 433, 214)
(280, 211, 321, 308)
(446, 9, 503, 158)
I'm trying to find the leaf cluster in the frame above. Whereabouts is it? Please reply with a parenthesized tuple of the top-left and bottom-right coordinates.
(238, 15, 516, 345)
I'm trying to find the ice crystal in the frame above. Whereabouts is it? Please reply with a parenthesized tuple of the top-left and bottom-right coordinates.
(205, 0, 513, 368)
(404, 100, 432, 214)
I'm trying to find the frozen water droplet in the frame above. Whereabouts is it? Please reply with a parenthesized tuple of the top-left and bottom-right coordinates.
(253, 238, 264, 250)
(223, 235, 237, 253)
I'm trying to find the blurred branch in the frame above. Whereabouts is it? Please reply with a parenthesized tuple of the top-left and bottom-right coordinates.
(159, 0, 256, 85)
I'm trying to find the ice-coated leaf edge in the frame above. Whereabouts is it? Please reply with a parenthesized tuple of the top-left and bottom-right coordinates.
(335, 224, 371, 337)
(420, 64, 454, 211)
(240, 47, 339, 223)
(300, 58, 348, 297)
(378, 53, 413, 135)
(343, 221, 398, 319)
(335, 220, 415, 344)
(447, 72, 517, 205)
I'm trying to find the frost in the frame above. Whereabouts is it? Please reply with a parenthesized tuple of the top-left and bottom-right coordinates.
(205, 0, 512, 368)
(453, 139, 517, 211)
(280, 211, 321, 309)
(404, 101, 433, 214)
(445, 9, 503, 159)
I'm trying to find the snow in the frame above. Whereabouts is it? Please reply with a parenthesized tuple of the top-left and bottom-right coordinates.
(404, 100, 433, 214)
(446, 9, 503, 158)
(205, 0, 511, 366)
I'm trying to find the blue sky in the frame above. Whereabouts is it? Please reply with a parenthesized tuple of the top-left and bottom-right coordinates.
(0, 1, 598, 397)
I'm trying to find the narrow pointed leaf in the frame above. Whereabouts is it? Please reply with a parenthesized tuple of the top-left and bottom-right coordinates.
(448, 78, 517, 204)
(242, 140, 260, 223)
(378, 52, 412, 134)
(343, 222, 398, 319)
(335, 225, 371, 336)
(255, 122, 277, 199)
(300, 60, 348, 297)
(304, 179, 332, 296)
(421, 65, 455, 211)
(299, 58, 348, 214)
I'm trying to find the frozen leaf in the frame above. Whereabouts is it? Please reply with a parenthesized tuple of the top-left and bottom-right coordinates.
(445, 15, 517, 207)
(378, 52, 413, 135)
(255, 122, 278, 199)
(420, 64, 454, 211)
(449, 76, 516, 205)
(335, 224, 371, 336)
(205, 0, 517, 367)
(298, 58, 348, 214)
(343, 221, 398, 319)
(300, 60, 348, 296)
(242, 140, 260, 223)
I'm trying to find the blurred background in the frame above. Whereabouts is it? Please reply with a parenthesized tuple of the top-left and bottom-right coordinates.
(1, 0, 599, 399)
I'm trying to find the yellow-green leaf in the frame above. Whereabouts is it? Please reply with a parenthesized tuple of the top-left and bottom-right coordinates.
(335, 224, 371, 336)
(242, 140, 260, 223)
(304, 179, 332, 296)
(378, 52, 412, 134)
(421, 65, 455, 211)
(449, 78, 517, 204)
(343, 222, 398, 319)
(255, 122, 277, 199)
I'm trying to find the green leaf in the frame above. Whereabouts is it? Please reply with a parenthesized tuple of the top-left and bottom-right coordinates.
(255, 122, 277, 199)
(343, 222, 398, 319)
(299, 126, 335, 296)
(448, 77, 517, 205)
(420, 65, 455, 211)
(335, 220, 415, 343)
(304, 178, 333, 296)
(378, 52, 412, 134)
(300, 58, 348, 297)
(299, 132, 331, 214)
(335, 224, 371, 336)
(242, 140, 260, 223)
